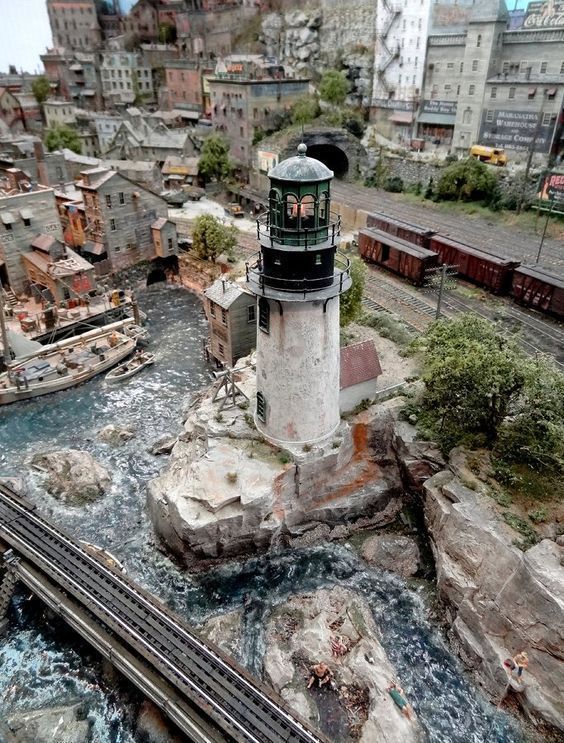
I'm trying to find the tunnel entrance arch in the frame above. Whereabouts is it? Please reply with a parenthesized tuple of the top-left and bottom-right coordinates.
(306, 144, 349, 179)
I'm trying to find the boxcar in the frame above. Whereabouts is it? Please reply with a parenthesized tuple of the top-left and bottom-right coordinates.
(359, 227, 439, 286)
(429, 234, 519, 294)
(510, 265, 564, 320)
(366, 212, 435, 249)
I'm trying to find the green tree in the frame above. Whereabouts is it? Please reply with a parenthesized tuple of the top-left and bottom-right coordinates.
(45, 124, 82, 154)
(192, 214, 238, 262)
(198, 134, 232, 183)
(31, 75, 51, 105)
(436, 157, 499, 203)
(340, 256, 365, 327)
(319, 70, 349, 107)
(291, 95, 320, 125)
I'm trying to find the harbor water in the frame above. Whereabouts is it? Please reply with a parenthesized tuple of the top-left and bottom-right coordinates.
(0, 284, 524, 742)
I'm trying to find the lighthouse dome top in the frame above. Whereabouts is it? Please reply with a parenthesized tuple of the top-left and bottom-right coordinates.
(268, 143, 334, 183)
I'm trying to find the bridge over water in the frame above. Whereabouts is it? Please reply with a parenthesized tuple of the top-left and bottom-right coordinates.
(0, 482, 326, 743)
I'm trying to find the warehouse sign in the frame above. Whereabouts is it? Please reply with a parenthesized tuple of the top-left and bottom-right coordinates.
(537, 172, 564, 201)
(421, 100, 457, 116)
(478, 109, 554, 152)
(523, 0, 564, 28)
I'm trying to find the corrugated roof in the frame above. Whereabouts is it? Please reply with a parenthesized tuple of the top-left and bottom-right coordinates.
(31, 234, 57, 252)
(340, 340, 382, 390)
(204, 279, 251, 309)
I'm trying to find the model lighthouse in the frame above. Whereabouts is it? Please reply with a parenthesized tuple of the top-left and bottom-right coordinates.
(246, 144, 351, 447)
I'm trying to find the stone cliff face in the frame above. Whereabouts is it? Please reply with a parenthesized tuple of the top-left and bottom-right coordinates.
(423, 470, 564, 731)
(147, 366, 404, 563)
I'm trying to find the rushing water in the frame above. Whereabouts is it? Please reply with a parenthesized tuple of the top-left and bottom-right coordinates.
(0, 284, 524, 743)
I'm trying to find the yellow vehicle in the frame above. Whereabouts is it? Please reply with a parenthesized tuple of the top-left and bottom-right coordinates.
(469, 145, 508, 166)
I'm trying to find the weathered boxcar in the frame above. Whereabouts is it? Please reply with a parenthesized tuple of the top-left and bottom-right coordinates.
(428, 235, 519, 294)
(366, 212, 435, 249)
(359, 227, 439, 285)
(511, 265, 564, 320)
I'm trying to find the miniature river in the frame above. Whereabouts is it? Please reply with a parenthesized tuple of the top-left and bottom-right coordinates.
(0, 284, 524, 743)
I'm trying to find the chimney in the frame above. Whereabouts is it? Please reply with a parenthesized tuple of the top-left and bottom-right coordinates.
(221, 279, 226, 292)
(33, 140, 50, 186)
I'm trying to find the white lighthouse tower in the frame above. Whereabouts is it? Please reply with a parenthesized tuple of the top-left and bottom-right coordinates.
(246, 144, 352, 447)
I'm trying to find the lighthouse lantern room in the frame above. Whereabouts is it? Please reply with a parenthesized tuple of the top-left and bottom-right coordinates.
(246, 144, 352, 447)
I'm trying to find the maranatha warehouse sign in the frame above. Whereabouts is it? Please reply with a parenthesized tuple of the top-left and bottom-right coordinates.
(479, 109, 555, 152)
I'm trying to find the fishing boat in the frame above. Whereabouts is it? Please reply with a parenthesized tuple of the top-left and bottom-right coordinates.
(0, 320, 137, 406)
(105, 351, 155, 383)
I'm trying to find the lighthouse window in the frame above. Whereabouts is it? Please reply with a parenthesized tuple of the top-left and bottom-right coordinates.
(284, 194, 299, 228)
(258, 297, 270, 333)
(256, 391, 266, 422)
(319, 193, 329, 225)
(315, 254, 322, 265)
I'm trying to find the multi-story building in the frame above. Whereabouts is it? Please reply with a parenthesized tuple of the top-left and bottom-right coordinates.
(203, 278, 257, 368)
(76, 167, 177, 271)
(100, 52, 155, 108)
(104, 111, 196, 163)
(44, 100, 77, 129)
(41, 49, 102, 109)
(163, 60, 207, 113)
(0, 88, 24, 134)
(94, 113, 124, 153)
(418, 0, 564, 160)
(46, 0, 102, 52)
(121, 0, 159, 44)
(371, 0, 432, 143)
(209, 64, 309, 166)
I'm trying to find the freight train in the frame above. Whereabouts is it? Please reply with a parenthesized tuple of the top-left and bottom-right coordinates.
(358, 212, 564, 320)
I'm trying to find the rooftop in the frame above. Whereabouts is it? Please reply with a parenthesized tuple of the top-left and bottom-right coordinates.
(204, 279, 251, 309)
(340, 340, 382, 390)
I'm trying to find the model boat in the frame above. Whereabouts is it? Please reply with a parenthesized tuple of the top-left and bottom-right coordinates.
(105, 351, 155, 382)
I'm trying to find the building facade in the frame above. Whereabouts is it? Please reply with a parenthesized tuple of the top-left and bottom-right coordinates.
(163, 60, 206, 112)
(203, 279, 256, 367)
(209, 74, 309, 166)
(0, 88, 24, 134)
(100, 52, 154, 108)
(77, 167, 177, 271)
(46, 0, 102, 51)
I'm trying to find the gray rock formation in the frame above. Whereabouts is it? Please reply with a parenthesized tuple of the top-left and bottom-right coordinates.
(97, 423, 136, 446)
(197, 610, 243, 662)
(136, 700, 184, 743)
(148, 436, 178, 456)
(31, 449, 111, 504)
(7, 702, 91, 743)
(361, 534, 420, 577)
(263, 586, 423, 742)
(147, 365, 403, 562)
(393, 419, 445, 490)
(424, 471, 564, 731)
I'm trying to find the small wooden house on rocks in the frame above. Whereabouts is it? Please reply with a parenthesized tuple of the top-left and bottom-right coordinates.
(203, 278, 256, 368)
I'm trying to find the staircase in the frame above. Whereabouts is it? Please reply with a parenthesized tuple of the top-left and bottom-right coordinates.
(2, 287, 18, 308)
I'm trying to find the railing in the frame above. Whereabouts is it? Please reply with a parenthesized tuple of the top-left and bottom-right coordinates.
(246, 251, 351, 299)
(256, 212, 341, 249)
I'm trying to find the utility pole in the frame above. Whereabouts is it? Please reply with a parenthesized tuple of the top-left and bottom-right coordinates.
(436, 264, 447, 319)
(536, 198, 556, 264)
(423, 264, 458, 319)
(0, 279, 10, 372)
(517, 90, 547, 214)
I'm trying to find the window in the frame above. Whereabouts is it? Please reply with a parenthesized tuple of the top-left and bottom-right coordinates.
(460, 62, 464, 73)
(23, 217, 30, 227)
(528, 88, 536, 99)
(114, 245, 121, 253)
(543, 113, 556, 127)
(118, 191, 125, 205)
(540, 61, 548, 73)
(476, 34, 482, 47)
(472, 60, 478, 71)
(508, 87, 516, 99)
(105, 194, 112, 208)
(486, 109, 494, 123)
(447, 62, 454, 69)
(546, 88, 557, 99)
(218, 343, 224, 358)
(110, 218, 116, 231)
(469, 84, 475, 95)
(247, 304, 256, 323)
(168, 237, 173, 252)
(256, 391, 266, 423)
(444, 84, 452, 92)
(221, 308, 227, 325)
(502, 61, 510, 74)
(520, 60, 529, 72)
(561, 61, 564, 74)
(314, 254, 322, 265)
(258, 298, 270, 333)
(210, 302, 215, 318)
(126, 242, 134, 251)
(490, 87, 497, 99)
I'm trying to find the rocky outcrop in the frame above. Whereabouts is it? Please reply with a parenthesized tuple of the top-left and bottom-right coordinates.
(136, 701, 184, 743)
(31, 449, 111, 504)
(148, 436, 177, 456)
(361, 534, 420, 578)
(7, 702, 91, 743)
(98, 424, 136, 446)
(197, 610, 243, 662)
(147, 364, 404, 563)
(393, 419, 445, 490)
(424, 471, 564, 731)
(263, 587, 423, 742)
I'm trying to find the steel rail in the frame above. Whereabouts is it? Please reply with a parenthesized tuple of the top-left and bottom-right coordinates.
(0, 486, 325, 743)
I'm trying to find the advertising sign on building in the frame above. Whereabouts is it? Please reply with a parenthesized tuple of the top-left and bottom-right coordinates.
(523, 0, 564, 29)
(537, 172, 564, 201)
(479, 109, 554, 152)
(258, 150, 278, 174)
(421, 100, 457, 116)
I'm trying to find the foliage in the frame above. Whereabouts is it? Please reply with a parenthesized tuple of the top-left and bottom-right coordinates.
(198, 134, 232, 183)
(44, 124, 82, 154)
(359, 311, 414, 348)
(436, 157, 499, 204)
(502, 512, 539, 551)
(291, 95, 320, 125)
(32, 76, 51, 105)
(365, 149, 389, 189)
(340, 256, 366, 327)
(424, 177, 434, 200)
(384, 176, 404, 193)
(192, 215, 238, 262)
(341, 110, 366, 139)
(319, 70, 349, 106)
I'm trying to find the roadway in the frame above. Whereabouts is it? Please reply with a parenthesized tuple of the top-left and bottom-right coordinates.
(0, 483, 327, 743)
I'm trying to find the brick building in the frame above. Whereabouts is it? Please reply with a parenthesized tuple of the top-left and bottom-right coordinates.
(163, 60, 208, 112)
(46, 0, 102, 52)
(76, 167, 177, 271)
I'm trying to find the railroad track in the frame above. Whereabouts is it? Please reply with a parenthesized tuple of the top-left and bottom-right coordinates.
(363, 274, 435, 332)
(0, 484, 326, 743)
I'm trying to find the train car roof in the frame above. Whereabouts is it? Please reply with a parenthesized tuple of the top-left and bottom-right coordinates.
(367, 212, 435, 236)
(360, 227, 438, 259)
(431, 234, 519, 267)
(514, 264, 564, 290)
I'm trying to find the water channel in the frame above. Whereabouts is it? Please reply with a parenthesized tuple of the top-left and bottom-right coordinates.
(0, 284, 525, 742)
